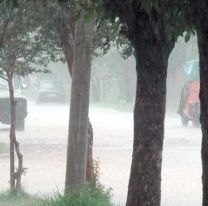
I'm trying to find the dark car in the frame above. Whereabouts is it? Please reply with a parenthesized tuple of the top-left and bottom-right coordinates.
(0, 75, 27, 130)
(36, 80, 66, 103)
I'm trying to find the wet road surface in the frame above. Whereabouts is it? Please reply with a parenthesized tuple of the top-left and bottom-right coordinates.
(0, 101, 202, 206)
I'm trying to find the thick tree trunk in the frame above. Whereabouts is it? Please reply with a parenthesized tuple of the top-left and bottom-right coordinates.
(65, 2, 92, 191)
(58, 8, 94, 185)
(60, 29, 94, 185)
(197, 28, 208, 206)
(126, 42, 172, 206)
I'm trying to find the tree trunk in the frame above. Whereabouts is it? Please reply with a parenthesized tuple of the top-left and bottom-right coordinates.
(8, 73, 15, 193)
(126, 42, 172, 206)
(65, 1, 92, 191)
(59, 21, 94, 185)
(197, 27, 208, 206)
(7, 72, 24, 194)
(86, 120, 94, 183)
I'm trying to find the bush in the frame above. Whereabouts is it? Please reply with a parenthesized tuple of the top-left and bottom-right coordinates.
(0, 160, 115, 206)
(42, 185, 113, 206)
(0, 185, 114, 206)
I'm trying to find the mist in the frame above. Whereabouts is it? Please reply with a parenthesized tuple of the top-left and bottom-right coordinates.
(0, 36, 202, 206)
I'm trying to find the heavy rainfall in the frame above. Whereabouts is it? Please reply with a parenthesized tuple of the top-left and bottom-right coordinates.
(0, 1, 206, 206)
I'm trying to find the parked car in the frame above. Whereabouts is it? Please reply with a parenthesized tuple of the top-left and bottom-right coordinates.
(0, 75, 27, 130)
(178, 60, 200, 127)
(36, 80, 65, 103)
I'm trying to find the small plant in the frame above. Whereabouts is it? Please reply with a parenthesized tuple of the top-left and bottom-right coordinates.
(0, 161, 115, 206)
(42, 160, 114, 206)
(92, 159, 112, 194)
(42, 185, 113, 206)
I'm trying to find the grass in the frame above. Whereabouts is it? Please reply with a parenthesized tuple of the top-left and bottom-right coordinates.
(0, 142, 8, 154)
(43, 186, 113, 206)
(0, 191, 42, 206)
(0, 186, 114, 206)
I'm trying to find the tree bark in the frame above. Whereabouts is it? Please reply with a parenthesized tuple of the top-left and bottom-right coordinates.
(197, 27, 208, 206)
(126, 41, 173, 206)
(8, 73, 15, 193)
(7, 72, 24, 194)
(65, 1, 92, 191)
(86, 120, 94, 183)
(59, 32, 73, 75)
(59, 22, 94, 185)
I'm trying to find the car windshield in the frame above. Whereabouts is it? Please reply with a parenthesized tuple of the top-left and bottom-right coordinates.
(40, 81, 63, 90)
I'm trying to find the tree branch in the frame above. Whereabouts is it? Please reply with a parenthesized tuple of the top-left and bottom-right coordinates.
(0, 3, 15, 46)
(0, 75, 8, 81)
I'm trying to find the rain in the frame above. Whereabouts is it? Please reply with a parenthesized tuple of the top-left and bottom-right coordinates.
(0, 1, 206, 206)
(0, 36, 203, 206)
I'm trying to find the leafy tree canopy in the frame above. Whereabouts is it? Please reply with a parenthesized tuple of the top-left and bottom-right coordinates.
(92, 0, 195, 45)
(0, 0, 51, 77)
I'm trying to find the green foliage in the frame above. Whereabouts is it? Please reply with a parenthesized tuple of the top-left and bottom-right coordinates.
(42, 160, 114, 206)
(0, 162, 114, 206)
(0, 0, 66, 77)
(0, 186, 114, 206)
(91, 0, 131, 56)
(0, 191, 42, 206)
(184, 31, 195, 43)
(0, 157, 114, 206)
(42, 186, 113, 206)
(95, 0, 195, 46)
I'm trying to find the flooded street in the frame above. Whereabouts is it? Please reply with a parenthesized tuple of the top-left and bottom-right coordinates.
(0, 101, 202, 206)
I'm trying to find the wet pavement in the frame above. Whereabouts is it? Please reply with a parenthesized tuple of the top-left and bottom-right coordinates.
(0, 101, 202, 206)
